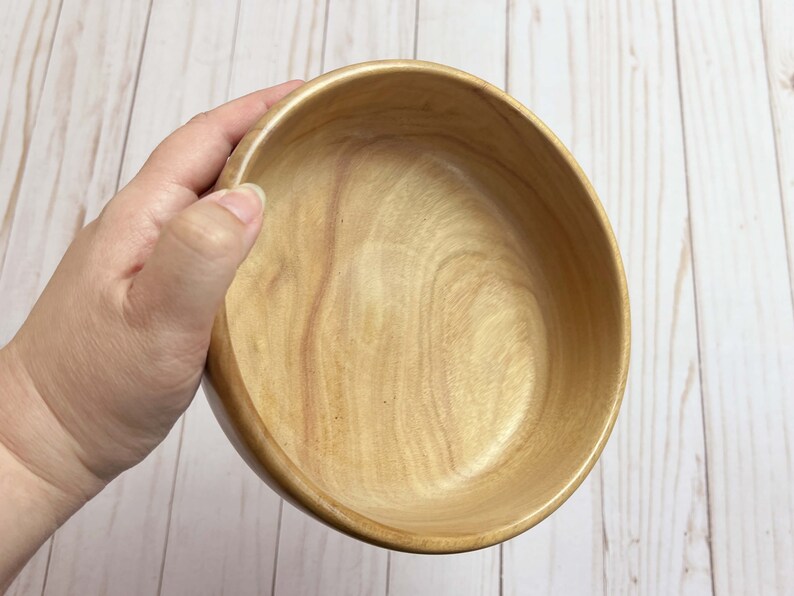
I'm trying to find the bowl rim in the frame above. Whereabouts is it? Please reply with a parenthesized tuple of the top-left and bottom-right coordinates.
(208, 59, 631, 554)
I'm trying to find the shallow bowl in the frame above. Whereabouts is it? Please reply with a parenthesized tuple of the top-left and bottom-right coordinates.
(205, 60, 630, 553)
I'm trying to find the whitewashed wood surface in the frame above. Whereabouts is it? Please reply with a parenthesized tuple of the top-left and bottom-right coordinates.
(1, 0, 792, 594)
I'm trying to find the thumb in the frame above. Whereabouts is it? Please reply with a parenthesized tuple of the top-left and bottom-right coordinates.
(128, 183, 265, 331)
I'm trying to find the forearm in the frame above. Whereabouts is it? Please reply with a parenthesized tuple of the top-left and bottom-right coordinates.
(0, 345, 100, 591)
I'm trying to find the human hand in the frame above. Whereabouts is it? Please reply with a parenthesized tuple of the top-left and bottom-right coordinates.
(0, 81, 301, 586)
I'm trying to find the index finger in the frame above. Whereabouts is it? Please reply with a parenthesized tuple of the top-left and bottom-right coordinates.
(131, 80, 303, 204)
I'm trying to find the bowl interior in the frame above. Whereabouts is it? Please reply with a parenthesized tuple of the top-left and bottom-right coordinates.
(210, 62, 628, 550)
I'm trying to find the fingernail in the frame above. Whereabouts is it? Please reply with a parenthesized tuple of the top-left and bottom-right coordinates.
(217, 183, 266, 224)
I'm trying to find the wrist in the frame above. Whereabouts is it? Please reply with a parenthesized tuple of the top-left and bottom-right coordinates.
(0, 341, 105, 589)
(0, 341, 105, 519)
(0, 436, 70, 588)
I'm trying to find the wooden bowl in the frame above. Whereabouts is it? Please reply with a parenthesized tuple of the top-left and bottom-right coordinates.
(204, 60, 630, 553)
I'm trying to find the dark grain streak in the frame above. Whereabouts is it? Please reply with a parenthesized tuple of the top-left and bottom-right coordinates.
(298, 141, 359, 449)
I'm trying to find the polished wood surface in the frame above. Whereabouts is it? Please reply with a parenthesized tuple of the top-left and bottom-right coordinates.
(3, 0, 792, 593)
(207, 61, 630, 553)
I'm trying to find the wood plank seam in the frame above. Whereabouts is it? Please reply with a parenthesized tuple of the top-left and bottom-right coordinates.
(384, 549, 392, 596)
(270, 500, 284, 596)
(104, 0, 155, 219)
(756, 0, 794, 311)
(669, 1, 716, 593)
(412, 0, 420, 64)
(320, 0, 332, 73)
(155, 420, 186, 596)
(223, 0, 243, 124)
(600, 464, 607, 596)
(37, 540, 55, 596)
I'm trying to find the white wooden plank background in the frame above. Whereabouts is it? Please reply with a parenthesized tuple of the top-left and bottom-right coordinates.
(2, 0, 792, 594)
(674, 0, 794, 593)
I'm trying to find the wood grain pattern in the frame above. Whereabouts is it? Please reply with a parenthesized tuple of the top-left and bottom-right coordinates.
(674, 0, 794, 592)
(261, 1, 410, 592)
(4, 0, 793, 593)
(158, 1, 326, 593)
(0, 0, 61, 270)
(759, 0, 794, 299)
(209, 60, 628, 552)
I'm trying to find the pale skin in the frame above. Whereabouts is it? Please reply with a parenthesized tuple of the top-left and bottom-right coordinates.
(0, 81, 302, 591)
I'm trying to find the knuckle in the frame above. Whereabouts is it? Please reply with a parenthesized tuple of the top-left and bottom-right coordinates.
(187, 111, 211, 127)
(72, 219, 97, 245)
(201, 226, 239, 257)
(204, 223, 242, 258)
(121, 281, 157, 331)
(98, 276, 124, 314)
(143, 142, 170, 176)
(167, 209, 241, 261)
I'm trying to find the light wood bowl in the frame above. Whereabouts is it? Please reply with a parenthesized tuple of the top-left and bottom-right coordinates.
(205, 60, 630, 553)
